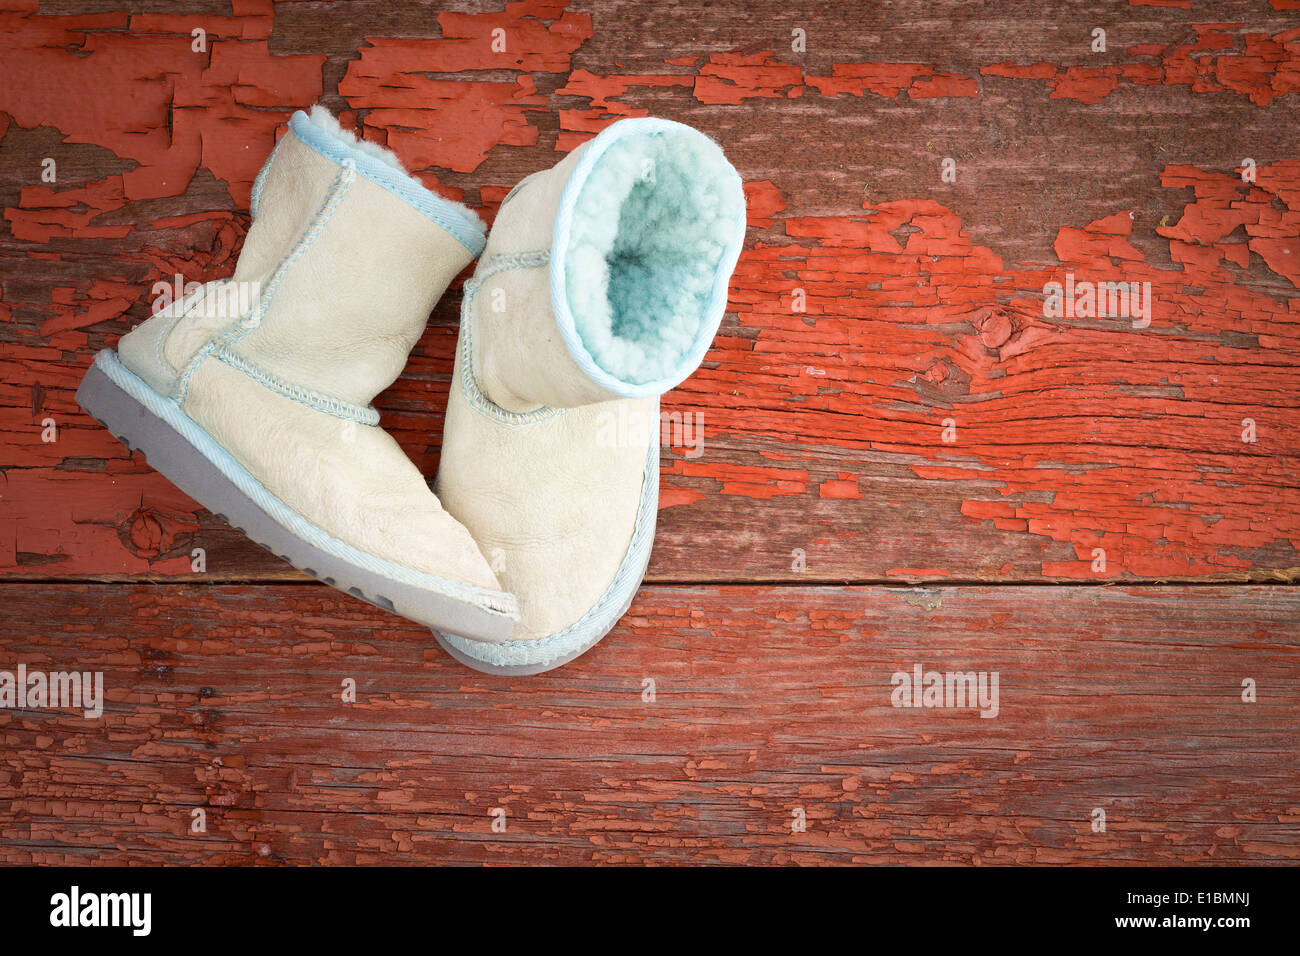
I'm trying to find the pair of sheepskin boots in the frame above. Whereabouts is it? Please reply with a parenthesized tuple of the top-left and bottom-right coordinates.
(77, 106, 745, 675)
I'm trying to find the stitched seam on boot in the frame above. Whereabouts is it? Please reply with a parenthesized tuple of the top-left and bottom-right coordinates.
(441, 433, 659, 667)
(459, 250, 566, 428)
(152, 311, 185, 377)
(211, 344, 381, 425)
(151, 288, 206, 380)
(172, 158, 358, 407)
(153, 279, 232, 381)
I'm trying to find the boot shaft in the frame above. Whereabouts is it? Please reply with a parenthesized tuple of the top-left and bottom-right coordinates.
(122, 107, 486, 412)
(469, 117, 746, 412)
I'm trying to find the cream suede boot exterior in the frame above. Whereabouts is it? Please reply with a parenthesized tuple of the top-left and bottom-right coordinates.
(77, 107, 518, 640)
(436, 117, 746, 673)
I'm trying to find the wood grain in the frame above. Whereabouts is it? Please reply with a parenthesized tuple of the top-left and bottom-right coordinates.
(1, 583, 1296, 865)
(1, 0, 1297, 583)
(0, 0, 1297, 868)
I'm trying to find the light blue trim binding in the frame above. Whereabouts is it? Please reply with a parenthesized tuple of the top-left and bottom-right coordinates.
(249, 133, 284, 220)
(93, 349, 515, 616)
(288, 110, 486, 257)
(548, 116, 747, 400)
(458, 251, 565, 428)
(440, 428, 659, 669)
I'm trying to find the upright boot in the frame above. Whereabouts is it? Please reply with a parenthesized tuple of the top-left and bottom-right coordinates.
(436, 117, 746, 673)
(77, 106, 518, 640)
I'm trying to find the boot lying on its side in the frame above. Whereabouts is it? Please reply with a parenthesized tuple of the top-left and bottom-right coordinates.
(436, 116, 746, 673)
(77, 106, 519, 641)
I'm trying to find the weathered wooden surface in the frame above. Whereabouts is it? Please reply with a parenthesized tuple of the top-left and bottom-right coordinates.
(0, 0, 1296, 582)
(1, 584, 1296, 865)
(0, 0, 1298, 866)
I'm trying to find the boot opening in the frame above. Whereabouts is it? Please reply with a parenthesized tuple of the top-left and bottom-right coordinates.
(556, 118, 746, 394)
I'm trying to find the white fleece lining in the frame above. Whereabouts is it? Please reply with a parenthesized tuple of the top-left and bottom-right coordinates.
(560, 121, 746, 388)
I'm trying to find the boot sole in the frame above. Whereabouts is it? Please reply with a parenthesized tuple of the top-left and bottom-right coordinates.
(77, 350, 518, 642)
(432, 571, 644, 676)
(433, 441, 658, 675)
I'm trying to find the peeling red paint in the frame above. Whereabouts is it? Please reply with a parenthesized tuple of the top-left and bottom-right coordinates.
(693, 52, 804, 105)
(339, 79, 546, 174)
(0, 1, 322, 209)
(805, 61, 953, 99)
(340, 0, 592, 173)
(819, 479, 863, 500)
(665, 459, 809, 500)
(744, 180, 786, 229)
(0, 0, 1296, 587)
(422, 0, 590, 73)
(984, 23, 1300, 106)
(658, 488, 705, 510)
(553, 69, 692, 149)
(907, 73, 980, 99)
(1158, 162, 1300, 286)
(688, 161, 1299, 580)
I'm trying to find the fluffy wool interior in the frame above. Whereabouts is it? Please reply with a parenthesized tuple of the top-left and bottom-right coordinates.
(563, 128, 743, 386)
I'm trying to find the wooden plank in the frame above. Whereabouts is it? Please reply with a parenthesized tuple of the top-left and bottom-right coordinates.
(1, 0, 1298, 583)
(1, 583, 1296, 865)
